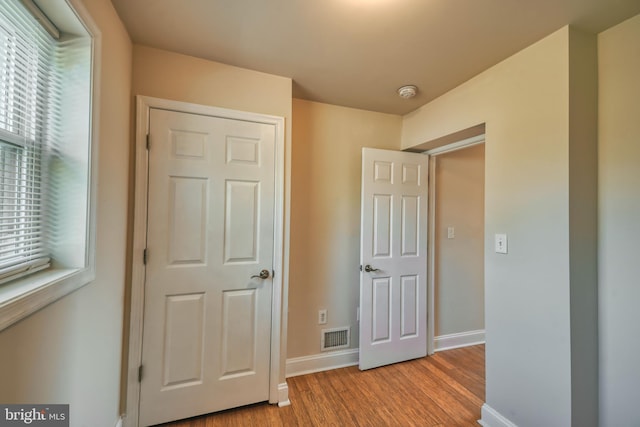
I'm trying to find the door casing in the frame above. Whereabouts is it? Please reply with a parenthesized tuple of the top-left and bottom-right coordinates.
(125, 96, 288, 427)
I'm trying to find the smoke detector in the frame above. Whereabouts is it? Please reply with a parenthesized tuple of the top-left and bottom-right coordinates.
(397, 85, 418, 99)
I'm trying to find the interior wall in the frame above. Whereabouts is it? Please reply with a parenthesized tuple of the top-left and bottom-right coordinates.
(402, 26, 598, 426)
(131, 45, 292, 125)
(434, 144, 485, 337)
(288, 98, 402, 359)
(567, 28, 599, 427)
(131, 44, 293, 387)
(598, 13, 640, 427)
(0, 0, 132, 425)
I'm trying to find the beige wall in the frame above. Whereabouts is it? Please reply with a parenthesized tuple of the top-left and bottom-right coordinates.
(132, 45, 292, 125)
(434, 144, 484, 337)
(598, 13, 640, 427)
(288, 99, 402, 358)
(0, 0, 132, 425)
(131, 44, 293, 386)
(402, 26, 598, 426)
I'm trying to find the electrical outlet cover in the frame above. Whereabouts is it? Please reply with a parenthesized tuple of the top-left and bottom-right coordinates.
(318, 309, 327, 324)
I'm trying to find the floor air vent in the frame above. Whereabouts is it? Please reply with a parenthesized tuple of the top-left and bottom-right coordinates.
(321, 327, 350, 351)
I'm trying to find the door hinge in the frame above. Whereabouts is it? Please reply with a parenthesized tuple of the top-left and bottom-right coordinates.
(359, 265, 363, 272)
(143, 248, 148, 265)
(138, 365, 143, 382)
(146, 133, 150, 150)
(272, 270, 275, 279)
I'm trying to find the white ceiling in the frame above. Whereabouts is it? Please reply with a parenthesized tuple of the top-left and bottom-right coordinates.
(110, 0, 640, 115)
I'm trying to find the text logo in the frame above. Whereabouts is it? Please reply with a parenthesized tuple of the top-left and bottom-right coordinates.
(0, 405, 68, 427)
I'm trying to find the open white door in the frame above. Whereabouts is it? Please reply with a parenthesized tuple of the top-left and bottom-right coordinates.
(359, 148, 428, 370)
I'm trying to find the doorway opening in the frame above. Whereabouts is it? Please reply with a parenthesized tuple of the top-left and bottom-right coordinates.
(425, 136, 485, 355)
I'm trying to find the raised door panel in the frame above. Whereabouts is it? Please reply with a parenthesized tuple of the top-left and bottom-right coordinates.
(372, 277, 391, 343)
(162, 293, 206, 389)
(373, 195, 392, 258)
(171, 130, 207, 160)
(220, 289, 257, 379)
(400, 276, 418, 337)
(224, 180, 259, 264)
(168, 177, 208, 265)
(226, 137, 259, 165)
(401, 196, 419, 257)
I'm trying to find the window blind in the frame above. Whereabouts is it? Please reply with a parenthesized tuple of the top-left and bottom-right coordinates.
(0, 0, 55, 283)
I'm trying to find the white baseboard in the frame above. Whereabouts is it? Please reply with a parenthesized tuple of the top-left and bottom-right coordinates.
(434, 329, 485, 352)
(114, 415, 124, 427)
(286, 348, 359, 378)
(277, 382, 290, 407)
(479, 404, 518, 427)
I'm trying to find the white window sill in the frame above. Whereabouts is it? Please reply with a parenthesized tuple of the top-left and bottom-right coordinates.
(0, 267, 94, 332)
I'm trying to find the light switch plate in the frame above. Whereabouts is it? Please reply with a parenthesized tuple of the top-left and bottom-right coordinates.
(447, 227, 455, 239)
(495, 233, 508, 254)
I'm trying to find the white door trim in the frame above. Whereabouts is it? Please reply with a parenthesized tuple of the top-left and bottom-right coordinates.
(427, 154, 437, 355)
(125, 96, 287, 427)
(424, 134, 485, 156)
(424, 134, 485, 355)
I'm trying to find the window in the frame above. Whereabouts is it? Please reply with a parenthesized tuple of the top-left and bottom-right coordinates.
(0, 4, 52, 283)
(0, 0, 98, 330)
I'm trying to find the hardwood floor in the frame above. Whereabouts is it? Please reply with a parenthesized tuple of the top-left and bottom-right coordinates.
(160, 345, 485, 427)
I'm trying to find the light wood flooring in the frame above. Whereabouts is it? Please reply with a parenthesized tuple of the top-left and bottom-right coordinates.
(160, 344, 485, 426)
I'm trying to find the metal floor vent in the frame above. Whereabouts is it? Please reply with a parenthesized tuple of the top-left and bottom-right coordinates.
(321, 327, 350, 351)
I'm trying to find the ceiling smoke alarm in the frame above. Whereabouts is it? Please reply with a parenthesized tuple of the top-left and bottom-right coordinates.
(397, 85, 418, 99)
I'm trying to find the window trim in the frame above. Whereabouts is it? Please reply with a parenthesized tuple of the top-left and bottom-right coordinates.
(0, 0, 101, 332)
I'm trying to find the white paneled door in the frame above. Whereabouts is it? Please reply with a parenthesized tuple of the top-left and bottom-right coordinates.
(139, 108, 276, 426)
(359, 148, 428, 370)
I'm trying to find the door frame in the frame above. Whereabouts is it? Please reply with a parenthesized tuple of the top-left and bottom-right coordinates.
(423, 134, 485, 355)
(124, 96, 287, 427)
